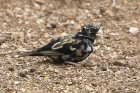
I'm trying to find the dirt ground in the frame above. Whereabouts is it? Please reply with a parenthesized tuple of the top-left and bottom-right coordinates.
(0, 0, 140, 93)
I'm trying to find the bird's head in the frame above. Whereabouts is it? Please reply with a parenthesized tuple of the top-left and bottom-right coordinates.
(76, 24, 103, 40)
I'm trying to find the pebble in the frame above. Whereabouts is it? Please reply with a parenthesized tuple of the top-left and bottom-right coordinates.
(0, 37, 6, 44)
(105, 10, 115, 16)
(47, 66, 54, 72)
(61, 32, 68, 37)
(6, 87, 12, 91)
(83, 63, 92, 67)
(8, 66, 14, 71)
(30, 67, 36, 73)
(69, 20, 75, 25)
(112, 60, 127, 66)
(91, 82, 98, 87)
(67, 81, 73, 85)
(14, 81, 20, 85)
(19, 71, 26, 77)
(101, 66, 107, 71)
(54, 69, 59, 73)
(109, 33, 119, 36)
(129, 27, 139, 34)
(50, 22, 57, 28)
(86, 85, 94, 91)
(44, 33, 50, 38)
(20, 88, 26, 92)
(45, 24, 53, 28)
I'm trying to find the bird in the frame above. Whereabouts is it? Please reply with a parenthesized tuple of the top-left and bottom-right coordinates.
(14, 24, 103, 66)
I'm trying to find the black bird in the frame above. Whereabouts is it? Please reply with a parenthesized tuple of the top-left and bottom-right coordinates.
(15, 24, 103, 66)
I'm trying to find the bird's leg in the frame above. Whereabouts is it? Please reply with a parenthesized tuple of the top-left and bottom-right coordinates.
(65, 61, 85, 67)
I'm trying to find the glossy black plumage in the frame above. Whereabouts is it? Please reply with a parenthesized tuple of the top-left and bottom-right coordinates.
(16, 24, 102, 65)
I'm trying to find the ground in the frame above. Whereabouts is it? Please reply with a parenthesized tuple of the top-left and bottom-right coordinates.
(0, 0, 140, 93)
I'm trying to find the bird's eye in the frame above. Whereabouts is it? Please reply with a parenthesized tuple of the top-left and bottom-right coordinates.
(81, 26, 87, 32)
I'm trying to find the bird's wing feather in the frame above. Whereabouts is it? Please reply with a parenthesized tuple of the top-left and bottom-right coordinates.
(36, 36, 82, 55)
(14, 36, 83, 58)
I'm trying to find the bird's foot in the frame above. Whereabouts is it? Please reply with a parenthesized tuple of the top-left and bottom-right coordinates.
(65, 61, 85, 67)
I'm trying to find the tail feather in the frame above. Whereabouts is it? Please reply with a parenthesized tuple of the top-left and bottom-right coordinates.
(12, 50, 39, 58)
(13, 49, 63, 58)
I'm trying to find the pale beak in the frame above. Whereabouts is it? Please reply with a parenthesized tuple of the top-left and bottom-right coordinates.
(96, 29, 103, 36)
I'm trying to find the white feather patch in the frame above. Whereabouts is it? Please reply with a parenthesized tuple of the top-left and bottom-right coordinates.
(86, 45, 92, 52)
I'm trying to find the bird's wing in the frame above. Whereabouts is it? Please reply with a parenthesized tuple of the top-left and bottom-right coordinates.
(14, 36, 82, 58)
(36, 36, 82, 55)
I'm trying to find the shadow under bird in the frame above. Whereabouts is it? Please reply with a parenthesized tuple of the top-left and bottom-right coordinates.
(14, 24, 103, 66)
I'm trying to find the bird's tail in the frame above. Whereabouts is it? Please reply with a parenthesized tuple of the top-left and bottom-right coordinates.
(13, 49, 44, 58)
(0, 49, 63, 58)
(0, 49, 41, 58)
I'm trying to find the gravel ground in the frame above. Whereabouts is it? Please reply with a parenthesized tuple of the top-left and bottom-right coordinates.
(0, 0, 140, 93)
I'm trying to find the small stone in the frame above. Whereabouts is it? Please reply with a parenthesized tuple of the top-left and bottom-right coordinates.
(100, 7, 106, 14)
(14, 81, 19, 85)
(105, 10, 114, 16)
(129, 27, 139, 34)
(69, 20, 75, 25)
(109, 33, 119, 36)
(34, 0, 45, 5)
(0, 37, 6, 44)
(25, 21, 29, 25)
(6, 87, 12, 91)
(30, 67, 36, 73)
(45, 24, 52, 28)
(86, 85, 94, 91)
(83, 63, 92, 67)
(91, 82, 98, 87)
(50, 22, 57, 28)
(47, 66, 54, 72)
(67, 81, 73, 85)
(8, 66, 14, 71)
(36, 19, 44, 24)
(54, 69, 59, 73)
(51, 36, 58, 41)
(130, 5, 138, 10)
(20, 88, 26, 92)
(52, 81, 60, 84)
(19, 71, 26, 77)
(44, 33, 50, 38)
(112, 60, 127, 66)
(60, 32, 68, 37)
(101, 66, 107, 71)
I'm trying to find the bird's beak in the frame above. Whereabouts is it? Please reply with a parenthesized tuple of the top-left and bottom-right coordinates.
(96, 29, 103, 36)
